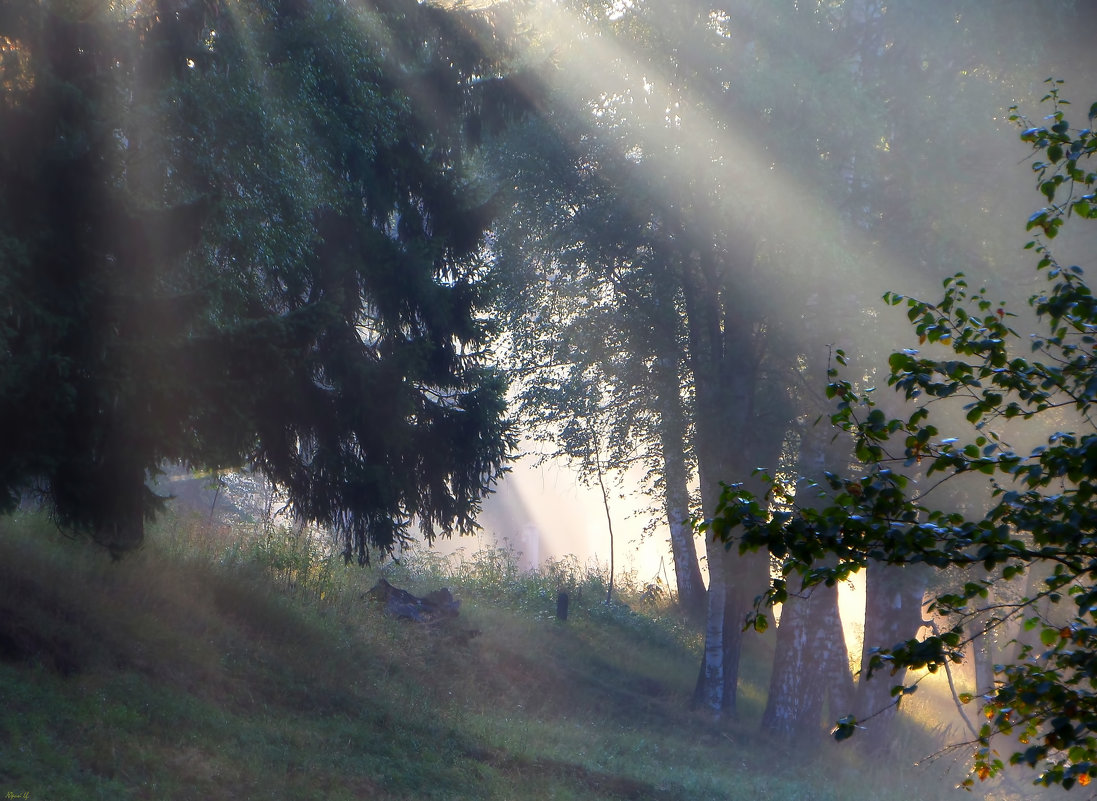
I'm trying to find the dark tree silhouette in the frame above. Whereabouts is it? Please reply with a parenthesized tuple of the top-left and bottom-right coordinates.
(0, 0, 525, 560)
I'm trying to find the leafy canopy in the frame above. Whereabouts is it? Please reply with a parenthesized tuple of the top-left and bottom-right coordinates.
(708, 83, 1097, 789)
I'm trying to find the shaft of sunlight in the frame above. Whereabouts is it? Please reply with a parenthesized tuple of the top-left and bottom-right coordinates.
(519, 0, 996, 346)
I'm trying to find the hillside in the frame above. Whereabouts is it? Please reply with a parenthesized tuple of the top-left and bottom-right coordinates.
(1, 511, 984, 800)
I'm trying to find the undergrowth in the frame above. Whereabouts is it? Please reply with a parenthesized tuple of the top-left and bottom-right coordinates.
(0, 508, 1042, 800)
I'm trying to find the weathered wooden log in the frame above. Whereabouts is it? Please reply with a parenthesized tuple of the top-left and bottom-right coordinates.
(367, 578, 461, 623)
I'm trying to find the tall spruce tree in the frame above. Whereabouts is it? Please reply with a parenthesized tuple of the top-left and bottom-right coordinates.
(0, 0, 522, 560)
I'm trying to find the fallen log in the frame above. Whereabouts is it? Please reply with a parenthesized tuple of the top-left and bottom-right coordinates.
(366, 578, 461, 624)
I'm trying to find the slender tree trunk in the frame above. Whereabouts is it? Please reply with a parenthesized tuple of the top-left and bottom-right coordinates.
(590, 423, 616, 604)
(694, 529, 727, 712)
(663, 463, 706, 617)
(692, 420, 741, 716)
(653, 349, 706, 618)
(691, 493, 762, 721)
(970, 578, 997, 699)
(645, 261, 707, 619)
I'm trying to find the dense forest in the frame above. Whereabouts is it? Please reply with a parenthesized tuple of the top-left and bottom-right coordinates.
(2, 0, 1096, 795)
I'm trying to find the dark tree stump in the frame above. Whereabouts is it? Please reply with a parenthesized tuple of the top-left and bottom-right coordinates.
(556, 591, 569, 622)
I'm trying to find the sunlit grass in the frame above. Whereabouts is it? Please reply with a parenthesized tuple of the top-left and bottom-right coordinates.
(0, 509, 1057, 800)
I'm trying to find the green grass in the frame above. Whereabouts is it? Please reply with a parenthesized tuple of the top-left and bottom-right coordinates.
(0, 510, 1046, 800)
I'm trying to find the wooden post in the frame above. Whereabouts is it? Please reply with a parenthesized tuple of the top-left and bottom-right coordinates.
(556, 591, 569, 622)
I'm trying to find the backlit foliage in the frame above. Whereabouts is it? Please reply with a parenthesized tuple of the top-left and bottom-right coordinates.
(709, 84, 1097, 789)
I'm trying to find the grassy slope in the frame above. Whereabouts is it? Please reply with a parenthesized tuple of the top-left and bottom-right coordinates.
(0, 513, 993, 801)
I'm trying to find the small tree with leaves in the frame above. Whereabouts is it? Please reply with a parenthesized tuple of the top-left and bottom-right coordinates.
(708, 85, 1097, 789)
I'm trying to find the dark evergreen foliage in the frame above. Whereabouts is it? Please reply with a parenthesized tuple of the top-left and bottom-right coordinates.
(0, 0, 521, 560)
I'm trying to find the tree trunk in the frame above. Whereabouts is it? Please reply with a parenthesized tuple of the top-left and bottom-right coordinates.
(687, 384, 769, 715)
(654, 350, 706, 619)
(855, 562, 928, 751)
(93, 407, 151, 558)
(647, 261, 707, 620)
(694, 528, 727, 713)
(722, 546, 770, 716)
(666, 483, 705, 616)
(970, 578, 997, 700)
(590, 425, 616, 604)
(691, 511, 768, 720)
(682, 238, 770, 718)
(761, 579, 853, 745)
(760, 421, 854, 744)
